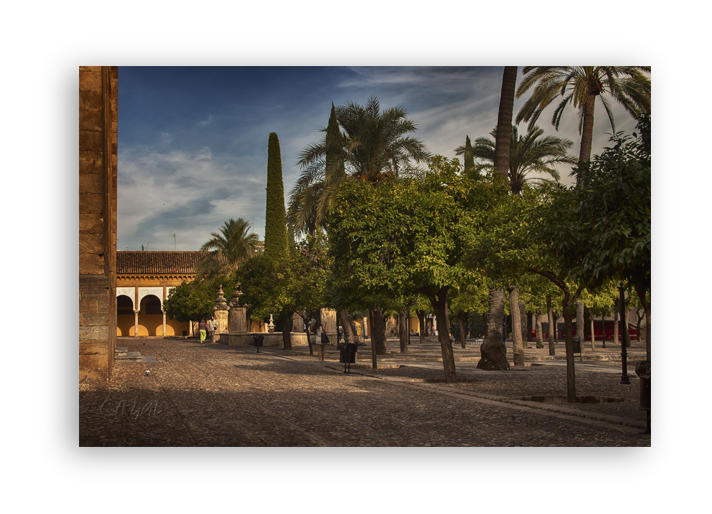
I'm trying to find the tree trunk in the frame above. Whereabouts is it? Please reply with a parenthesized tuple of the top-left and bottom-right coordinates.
(398, 307, 409, 353)
(494, 66, 518, 178)
(368, 308, 377, 369)
(588, 308, 596, 350)
(613, 303, 619, 345)
(535, 309, 544, 348)
(546, 295, 555, 355)
(372, 306, 387, 355)
(457, 312, 467, 349)
(339, 309, 359, 345)
(519, 300, 527, 348)
(646, 308, 650, 361)
(553, 311, 559, 342)
(563, 293, 577, 403)
(509, 287, 525, 367)
(589, 307, 596, 351)
(578, 91, 596, 166)
(417, 310, 426, 345)
(478, 288, 509, 370)
(576, 301, 585, 348)
(429, 287, 457, 383)
(601, 311, 606, 346)
(280, 311, 292, 350)
(624, 308, 631, 348)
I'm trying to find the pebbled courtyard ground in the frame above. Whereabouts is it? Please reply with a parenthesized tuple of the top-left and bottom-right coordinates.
(79, 336, 651, 447)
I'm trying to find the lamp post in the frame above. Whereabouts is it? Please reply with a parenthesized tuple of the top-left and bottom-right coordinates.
(617, 282, 631, 385)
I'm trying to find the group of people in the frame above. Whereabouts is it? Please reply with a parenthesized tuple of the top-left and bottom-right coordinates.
(198, 317, 218, 344)
(196, 316, 435, 345)
(303, 319, 347, 345)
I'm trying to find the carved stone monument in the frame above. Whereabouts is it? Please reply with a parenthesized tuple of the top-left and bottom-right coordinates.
(219, 284, 310, 349)
(229, 282, 247, 333)
(213, 285, 230, 339)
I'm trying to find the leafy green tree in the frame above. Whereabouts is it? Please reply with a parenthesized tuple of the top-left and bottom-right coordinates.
(195, 218, 259, 281)
(570, 114, 651, 358)
(515, 66, 651, 164)
(237, 235, 330, 351)
(265, 132, 289, 261)
(329, 156, 505, 382)
(295, 97, 430, 354)
(165, 275, 238, 326)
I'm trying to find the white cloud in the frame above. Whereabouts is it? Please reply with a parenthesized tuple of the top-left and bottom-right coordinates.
(197, 114, 213, 127)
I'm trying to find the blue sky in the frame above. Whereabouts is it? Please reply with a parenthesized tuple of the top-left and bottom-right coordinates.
(118, 66, 642, 251)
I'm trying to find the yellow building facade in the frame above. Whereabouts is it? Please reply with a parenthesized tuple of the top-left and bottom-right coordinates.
(116, 251, 203, 336)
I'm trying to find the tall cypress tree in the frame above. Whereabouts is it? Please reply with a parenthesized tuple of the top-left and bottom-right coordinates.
(325, 102, 345, 179)
(463, 135, 475, 176)
(264, 132, 289, 261)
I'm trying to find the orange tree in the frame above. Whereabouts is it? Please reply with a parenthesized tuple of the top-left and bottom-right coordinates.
(328, 156, 506, 382)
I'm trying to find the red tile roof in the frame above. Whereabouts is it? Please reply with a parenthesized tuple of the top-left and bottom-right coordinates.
(117, 251, 203, 275)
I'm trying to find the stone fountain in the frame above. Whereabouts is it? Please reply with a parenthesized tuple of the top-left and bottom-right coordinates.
(219, 282, 311, 348)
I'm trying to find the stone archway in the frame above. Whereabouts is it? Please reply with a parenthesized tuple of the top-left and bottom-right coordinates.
(116, 294, 134, 336)
(139, 294, 164, 336)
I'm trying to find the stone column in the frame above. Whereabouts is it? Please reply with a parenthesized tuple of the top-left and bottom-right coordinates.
(162, 310, 166, 336)
(134, 309, 139, 336)
(229, 283, 247, 333)
(213, 284, 230, 333)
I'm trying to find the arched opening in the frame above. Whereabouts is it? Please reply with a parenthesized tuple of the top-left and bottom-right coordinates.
(116, 295, 134, 336)
(139, 294, 163, 336)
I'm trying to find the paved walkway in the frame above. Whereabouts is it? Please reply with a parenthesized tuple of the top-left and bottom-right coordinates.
(79, 336, 650, 446)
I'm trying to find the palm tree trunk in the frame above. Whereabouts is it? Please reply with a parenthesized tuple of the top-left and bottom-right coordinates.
(495, 66, 518, 177)
(509, 287, 525, 367)
(578, 92, 596, 165)
(478, 288, 509, 370)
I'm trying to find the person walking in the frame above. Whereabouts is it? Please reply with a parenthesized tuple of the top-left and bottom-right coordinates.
(337, 324, 343, 344)
(199, 319, 208, 344)
(207, 316, 216, 342)
(316, 323, 329, 344)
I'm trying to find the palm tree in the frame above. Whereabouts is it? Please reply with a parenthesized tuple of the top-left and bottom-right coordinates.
(475, 66, 518, 371)
(290, 97, 429, 233)
(455, 124, 577, 194)
(515, 66, 651, 164)
(288, 103, 346, 239)
(195, 218, 259, 281)
(292, 96, 429, 355)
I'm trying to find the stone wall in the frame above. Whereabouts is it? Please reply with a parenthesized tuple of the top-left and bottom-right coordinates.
(79, 66, 118, 382)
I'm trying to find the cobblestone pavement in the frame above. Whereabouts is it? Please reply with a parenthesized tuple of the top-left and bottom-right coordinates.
(79, 336, 651, 447)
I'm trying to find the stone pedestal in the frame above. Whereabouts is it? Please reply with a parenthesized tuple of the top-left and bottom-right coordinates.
(229, 283, 247, 333)
(213, 285, 230, 342)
